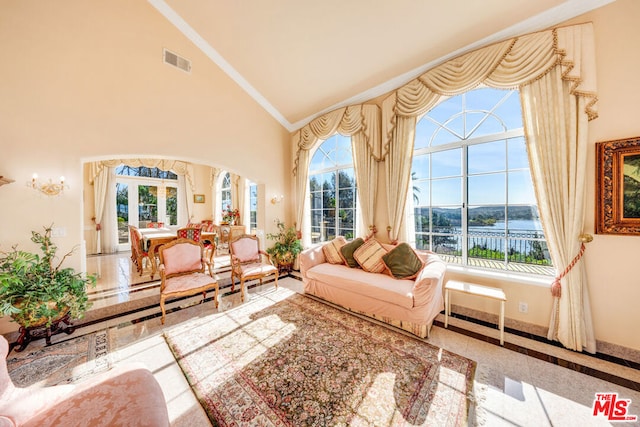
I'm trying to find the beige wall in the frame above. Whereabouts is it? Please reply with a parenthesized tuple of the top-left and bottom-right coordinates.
(0, 0, 291, 271)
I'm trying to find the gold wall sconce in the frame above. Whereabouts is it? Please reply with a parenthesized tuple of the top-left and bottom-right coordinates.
(30, 173, 67, 196)
(270, 194, 284, 205)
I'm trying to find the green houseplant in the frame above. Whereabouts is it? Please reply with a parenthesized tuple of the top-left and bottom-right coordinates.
(266, 220, 303, 270)
(0, 225, 96, 329)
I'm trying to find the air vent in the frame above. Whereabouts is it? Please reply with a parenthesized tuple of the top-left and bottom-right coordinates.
(163, 48, 191, 73)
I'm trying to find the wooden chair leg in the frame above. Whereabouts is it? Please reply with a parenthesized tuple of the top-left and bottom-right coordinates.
(274, 272, 279, 289)
(240, 278, 245, 302)
(160, 296, 166, 325)
(214, 285, 219, 308)
(230, 272, 235, 291)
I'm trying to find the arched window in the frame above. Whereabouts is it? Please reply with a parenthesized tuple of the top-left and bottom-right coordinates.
(308, 134, 357, 243)
(411, 87, 552, 274)
(220, 172, 232, 213)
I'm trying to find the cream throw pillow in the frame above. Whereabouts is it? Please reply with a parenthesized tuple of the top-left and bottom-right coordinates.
(353, 238, 388, 273)
(322, 236, 347, 264)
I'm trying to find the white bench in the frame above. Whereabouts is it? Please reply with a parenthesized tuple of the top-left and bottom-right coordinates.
(444, 280, 507, 345)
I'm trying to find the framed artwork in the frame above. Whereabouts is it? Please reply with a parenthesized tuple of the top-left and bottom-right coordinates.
(596, 136, 640, 235)
(193, 194, 205, 204)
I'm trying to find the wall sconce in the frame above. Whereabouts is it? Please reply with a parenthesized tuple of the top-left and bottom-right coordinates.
(270, 194, 284, 205)
(30, 173, 67, 196)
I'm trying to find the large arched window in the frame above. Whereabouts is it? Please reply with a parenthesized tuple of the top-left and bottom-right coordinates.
(411, 87, 552, 274)
(308, 134, 357, 243)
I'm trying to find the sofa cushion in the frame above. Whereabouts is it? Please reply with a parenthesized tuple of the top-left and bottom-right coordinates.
(340, 238, 365, 268)
(322, 236, 347, 265)
(353, 239, 387, 273)
(382, 243, 424, 279)
(305, 263, 415, 309)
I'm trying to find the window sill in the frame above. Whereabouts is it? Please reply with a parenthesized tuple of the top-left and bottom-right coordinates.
(445, 264, 554, 288)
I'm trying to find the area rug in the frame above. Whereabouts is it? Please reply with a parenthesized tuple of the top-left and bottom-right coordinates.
(6, 329, 112, 387)
(164, 288, 476, 426)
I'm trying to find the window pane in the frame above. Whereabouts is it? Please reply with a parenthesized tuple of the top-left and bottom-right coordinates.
(412, 180, 430, 206)
(431, 149, 461, 178)
(468, 141, 506, 174)
(468, 173, 506, 205)
(433, 207, 461, 233)
(415, 119, 438, 149)
(116, 183, 129, 244)
(138, 185, 158, 225)
(508, 137, 528, 169)
(411, 154, 430, 180)
(508, 170, 535, 204)
(432, 178, 461, 205)
(338, 188, 355, 209)
(166, 186, 177, 226)
(414, 207, 429, 233)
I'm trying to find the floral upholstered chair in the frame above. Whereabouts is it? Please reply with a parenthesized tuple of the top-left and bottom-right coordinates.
(147, 222, 164, 228)
(176, 227, 202, 242)
(229, 234, 278, 302)
(0, 335, 169, 426)
(157, 238, 219, 324)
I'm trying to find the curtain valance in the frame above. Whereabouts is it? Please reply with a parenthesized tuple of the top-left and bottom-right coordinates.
(89, 159, 195, 191)
(382, 23, 598, 155)
(292, 104, 381, 176)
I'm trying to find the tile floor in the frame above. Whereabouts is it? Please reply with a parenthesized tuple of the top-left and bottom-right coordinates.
(8, 252, 640, 426)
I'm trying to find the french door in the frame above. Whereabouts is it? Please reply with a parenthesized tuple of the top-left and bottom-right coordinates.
(116, 177, 179, 251)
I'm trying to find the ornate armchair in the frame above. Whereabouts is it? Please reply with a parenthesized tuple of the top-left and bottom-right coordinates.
(157, 238, 219, 324)
(0, 335, 169, 426)
(229, 234, 278, 302)
(176, 227, 202, 242)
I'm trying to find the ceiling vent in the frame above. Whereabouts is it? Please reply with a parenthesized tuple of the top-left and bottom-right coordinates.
(163, 48, 191, 73)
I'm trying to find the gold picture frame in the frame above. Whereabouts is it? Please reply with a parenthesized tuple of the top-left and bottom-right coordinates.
(193, 194, 205, 204)
(596, 136, 640, 235)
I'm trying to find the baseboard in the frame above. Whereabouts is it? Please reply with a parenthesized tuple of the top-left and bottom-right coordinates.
(449, 303, 640, 366)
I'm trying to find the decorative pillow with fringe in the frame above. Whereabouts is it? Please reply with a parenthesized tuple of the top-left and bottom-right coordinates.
(322, 236, 347, 265)
(353, 238, 388, 273)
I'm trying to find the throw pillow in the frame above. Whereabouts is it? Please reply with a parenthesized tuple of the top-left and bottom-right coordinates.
(353, 239, 388, 273)
(322, 236, 347, 265)
(382, 243, 424, 279)
(340, 237, 365, 268)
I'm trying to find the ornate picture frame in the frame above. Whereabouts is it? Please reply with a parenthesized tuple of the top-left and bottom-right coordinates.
(193, 194, 205, 204)
(596, 136, 640, 235)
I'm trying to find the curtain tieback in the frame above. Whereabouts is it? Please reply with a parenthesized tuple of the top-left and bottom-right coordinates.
(95, 223, 101, 231)
(386, 226, 398, 245)
(550, 234, 592, 297)
(365, 225, 377, 240)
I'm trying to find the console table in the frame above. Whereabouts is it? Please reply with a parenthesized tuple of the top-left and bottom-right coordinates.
(444, 280, 507, 345)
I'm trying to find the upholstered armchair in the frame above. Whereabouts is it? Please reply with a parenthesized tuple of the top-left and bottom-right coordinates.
(176, 227, 202, 242)
(0, 335, 169, 426)
(158, 238, 219, 325)
(229, 234, 278, 302)
(147, 222, 164, 228)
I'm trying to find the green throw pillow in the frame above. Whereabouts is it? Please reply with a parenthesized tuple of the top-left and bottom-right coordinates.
(340, 238, 365, 268)
(382, 243, 424, 279)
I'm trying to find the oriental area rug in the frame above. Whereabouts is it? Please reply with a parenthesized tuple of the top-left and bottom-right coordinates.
(7, 329, 112, 387)
(164, 288, 476, 426)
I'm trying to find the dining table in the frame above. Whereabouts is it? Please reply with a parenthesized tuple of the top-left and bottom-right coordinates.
(138, 228, 217, 279)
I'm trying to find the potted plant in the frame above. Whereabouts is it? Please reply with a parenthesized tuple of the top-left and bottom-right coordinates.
(266, 220, 303, 272)
(0, 225, 96, 332)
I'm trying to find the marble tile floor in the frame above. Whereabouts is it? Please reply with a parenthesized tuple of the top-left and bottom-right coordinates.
(7, 252, 640, 426)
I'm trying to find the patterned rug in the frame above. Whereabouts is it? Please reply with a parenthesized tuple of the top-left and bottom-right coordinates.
(6, 329, 112, 387)
(164, 288, 476, 426)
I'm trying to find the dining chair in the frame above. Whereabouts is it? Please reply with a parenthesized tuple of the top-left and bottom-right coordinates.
(177, 227, 202, 242)
(157, 238, 219, 324)
(147, 222, 164, 228)
(129, 225, 151, 276)
(229, 234, 278, 302)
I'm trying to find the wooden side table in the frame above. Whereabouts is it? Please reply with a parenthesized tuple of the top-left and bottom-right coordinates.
(444, 280, 507, 345)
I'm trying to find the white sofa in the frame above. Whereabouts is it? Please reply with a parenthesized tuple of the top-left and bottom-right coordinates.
(299, 241, 446, 338)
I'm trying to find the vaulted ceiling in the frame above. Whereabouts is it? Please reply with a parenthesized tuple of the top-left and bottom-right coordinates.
(149, 0, 614, 131)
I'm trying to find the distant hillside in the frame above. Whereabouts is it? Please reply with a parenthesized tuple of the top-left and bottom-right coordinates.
(416, 205, 539, 227)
